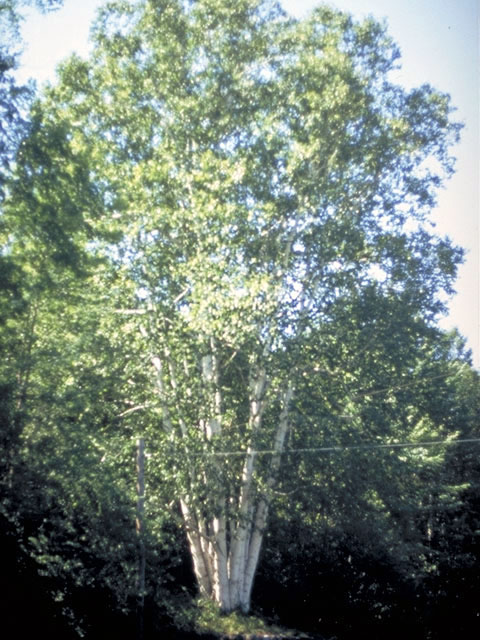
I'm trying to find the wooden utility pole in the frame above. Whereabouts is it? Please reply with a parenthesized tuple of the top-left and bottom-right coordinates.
(136, 437, 146, 640)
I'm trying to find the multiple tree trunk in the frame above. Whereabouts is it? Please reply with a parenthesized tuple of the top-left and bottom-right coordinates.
(151, 337, 293, 613)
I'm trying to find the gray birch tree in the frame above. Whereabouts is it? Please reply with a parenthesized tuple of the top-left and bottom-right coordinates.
(9, 0, 462, 614)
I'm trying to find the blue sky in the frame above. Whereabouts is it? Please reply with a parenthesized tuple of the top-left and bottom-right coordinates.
(16, 0, 479, 367)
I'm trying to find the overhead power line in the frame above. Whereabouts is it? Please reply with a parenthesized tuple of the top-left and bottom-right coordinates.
(185, 437, 480, 457)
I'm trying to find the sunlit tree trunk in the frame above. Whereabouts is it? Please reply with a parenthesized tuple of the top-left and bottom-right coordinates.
(175, 353, 293, 613)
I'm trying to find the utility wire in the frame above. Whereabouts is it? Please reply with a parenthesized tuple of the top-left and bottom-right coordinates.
(350, 369, 465, 399)
(189, 437, 480, 457)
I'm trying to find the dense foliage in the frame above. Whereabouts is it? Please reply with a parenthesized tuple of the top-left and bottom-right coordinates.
(1, 1, 479, 638)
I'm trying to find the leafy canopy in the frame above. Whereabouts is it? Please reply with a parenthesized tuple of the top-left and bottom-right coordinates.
(1, 0, 470, 622)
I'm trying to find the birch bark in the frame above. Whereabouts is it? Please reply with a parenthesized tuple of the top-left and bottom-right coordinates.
(240, 384, 294, 610)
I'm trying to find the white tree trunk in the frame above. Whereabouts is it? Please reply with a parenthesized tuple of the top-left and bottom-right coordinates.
(154, 332, 293, 614)
(212, 514, 231, 611)
(241, 383, 293, 609)
(180, 377, 293, 613)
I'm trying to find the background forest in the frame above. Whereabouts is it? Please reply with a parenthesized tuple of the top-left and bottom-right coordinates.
(1, 1, 479, 639)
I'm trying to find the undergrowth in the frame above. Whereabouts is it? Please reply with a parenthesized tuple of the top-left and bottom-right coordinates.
(176, 597, 303, 637)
